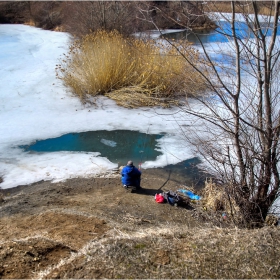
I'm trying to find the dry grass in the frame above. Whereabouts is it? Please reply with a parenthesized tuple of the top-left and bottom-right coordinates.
(202, 178, 228, 211)
(105, 86, 180, 108)
(201, 179, 279, 227)
(23, 20, 36, 27)
(56, 30, 206, 108)
(42, 225, 280, 279)
(201, 178, 240, 221)
(0, 182, 4, 202)
(265, 214, 279, 226)
(0, 192, 4, 203)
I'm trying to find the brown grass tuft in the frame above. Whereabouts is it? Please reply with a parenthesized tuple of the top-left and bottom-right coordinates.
(265, 214, 279, 226)
(56, 30, 206, 108)
(202, 178, 239, 215)
(23, 20, 36, 27)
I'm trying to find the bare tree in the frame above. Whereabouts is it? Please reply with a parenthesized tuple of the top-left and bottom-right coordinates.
(0, 1, 30, 24)
(0, 1, 62, 29)
(62, 1, 140, 36)
(30, 1, 62, 29)
(136, 1, 215, 30)
(140, 1, 280, 227)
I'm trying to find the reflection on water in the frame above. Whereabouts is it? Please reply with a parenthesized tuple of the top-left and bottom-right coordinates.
(161, 21, 280, 44)
(161, 28, 226, 44)
(20, 130, 164, 166)
(158, 157, 206, 189)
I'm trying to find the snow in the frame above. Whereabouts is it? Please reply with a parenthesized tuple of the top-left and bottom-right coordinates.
(0, 24, 195, 189)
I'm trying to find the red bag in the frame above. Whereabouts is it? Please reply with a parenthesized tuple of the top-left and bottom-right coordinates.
(155, 193, 165, 203)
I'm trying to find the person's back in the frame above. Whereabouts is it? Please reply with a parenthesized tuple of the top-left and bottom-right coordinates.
(121, 161, 141, 189)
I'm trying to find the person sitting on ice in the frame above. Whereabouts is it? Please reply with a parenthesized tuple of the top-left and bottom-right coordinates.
(121, 160, 141, 189)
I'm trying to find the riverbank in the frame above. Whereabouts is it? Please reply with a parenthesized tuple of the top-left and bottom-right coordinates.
(0, 169, 279, 279)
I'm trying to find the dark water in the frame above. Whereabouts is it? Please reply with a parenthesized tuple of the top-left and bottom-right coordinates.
(20, 130, 164, 167)
(161, 28, 225, 44)
(161, 21, 280, 44)
(156, 157, 207, 189)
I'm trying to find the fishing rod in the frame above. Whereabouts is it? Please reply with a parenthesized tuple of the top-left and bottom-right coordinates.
(138, 123, 151, 170)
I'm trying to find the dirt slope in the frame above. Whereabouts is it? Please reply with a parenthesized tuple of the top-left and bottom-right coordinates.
(0, 169, 279, 279)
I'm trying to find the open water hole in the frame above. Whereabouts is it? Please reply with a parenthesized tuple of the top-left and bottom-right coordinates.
(20, 130, 206, 188)
(21, 130, 163, 166)
(161, 21, 280, 44)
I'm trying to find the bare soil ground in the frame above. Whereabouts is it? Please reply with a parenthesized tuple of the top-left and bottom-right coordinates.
(0, 168, 280, 279)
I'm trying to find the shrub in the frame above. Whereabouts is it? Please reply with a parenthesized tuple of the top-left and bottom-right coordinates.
(57, 30, 206, 108)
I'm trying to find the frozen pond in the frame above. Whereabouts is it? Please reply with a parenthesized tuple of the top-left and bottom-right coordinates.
(0, 24, 198, 189)
(2, 14, 278, 190)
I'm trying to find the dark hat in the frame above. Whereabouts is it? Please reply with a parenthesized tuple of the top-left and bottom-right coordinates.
(127, 160, 134, 166)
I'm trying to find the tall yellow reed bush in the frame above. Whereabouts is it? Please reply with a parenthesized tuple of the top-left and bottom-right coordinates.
(56, 30, 205, 108)
(202, 178, 239, 215)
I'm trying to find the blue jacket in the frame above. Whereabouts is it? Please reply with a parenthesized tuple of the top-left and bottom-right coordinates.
(121, 165, 141, 187)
